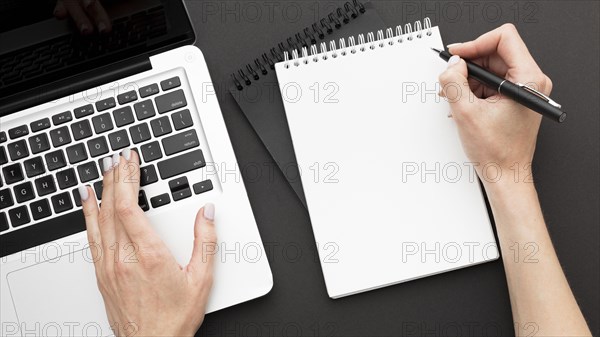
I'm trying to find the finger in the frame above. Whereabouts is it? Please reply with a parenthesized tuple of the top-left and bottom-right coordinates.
(79, 185, 101, 245)
(110, 153, 131, 245)
(63, 0, 94, 34)
(84, 0, 112, 33)
(53, 0, 68, 19)
(438, 56, 483, 120)
(447, 24, 538, 71)
(188, 204, 217, 280)
(113, 150, 160, 244)
(98, 156, 117, 248)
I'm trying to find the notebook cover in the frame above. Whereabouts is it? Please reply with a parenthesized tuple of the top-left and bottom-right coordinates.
(229, 1, 386, 208)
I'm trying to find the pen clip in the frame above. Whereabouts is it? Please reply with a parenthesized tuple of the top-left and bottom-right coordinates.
(516, 82, 562, 109)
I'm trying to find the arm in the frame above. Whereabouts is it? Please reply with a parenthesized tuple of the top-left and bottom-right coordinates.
(438, 24, 591, 337)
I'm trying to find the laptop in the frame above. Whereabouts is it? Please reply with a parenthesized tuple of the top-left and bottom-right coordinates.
(0, 1, 273, 335)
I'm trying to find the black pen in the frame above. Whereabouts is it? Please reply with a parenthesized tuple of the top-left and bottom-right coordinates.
(432, 48, 566, 123)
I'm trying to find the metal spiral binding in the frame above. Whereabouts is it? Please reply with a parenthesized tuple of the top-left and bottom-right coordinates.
(282, 17, 433, 69)
(231, 0, 368, 91)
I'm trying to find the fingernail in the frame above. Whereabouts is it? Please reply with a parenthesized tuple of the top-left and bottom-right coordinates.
(78, 185, 89, 201)
(80, 24, 90, 34)
(446, 42, 462, 49)
(98, 23, 107, 33)
(102, 157, 113, 173)
(112, 153, 120, 168)
(122, 148, 131, 161)
(204, 203, 215, 221)
(447, 55, 460, 67)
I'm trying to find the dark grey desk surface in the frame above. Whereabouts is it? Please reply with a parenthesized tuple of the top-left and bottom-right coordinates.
(185, 1, 599, 336)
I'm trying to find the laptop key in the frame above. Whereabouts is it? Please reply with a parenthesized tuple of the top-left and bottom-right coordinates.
(113, 106, 135, 127)
(134, 100, 156, 121)
(140, 141, 162, 162)
(0, 132, 6, 143)
(117, 90, 138, 105)
(49, 126, 72, 147)
(45, 150, 67, 171)
(171, 109, 194, 131)
(0, 147, 7, 165)
(172, 188, 192, 201)
(1, 189, 14, 209)
(77, 161, 100, 183)
(71, 120, 93, 140)
(51, 192, 73, 214)
(2, 164, 24, 185)
(35, 175, 57, 196)
(8, 125, 29, 140)
(129, 123, 151, 144)
(30, 199, 52, 221)
(157, 149, 205, 179)
(96, 97, 116, 112)
(72, 188, 82, 207)
(168, 177, 188, 192)
(9, 206, 30, 227)
(74, 104, 94, 119)
(0, 213, 8, 232)
(66, 143, 88, 164)
(92, 113, 114, 134)
(28, 133, 51, 154)
(57, 168, 78, 190)
(150, 116, 172, 137)
(193, 180, 213, 195)
(150, 193, 170, 208)
(138, 190, 150, 211)
(108, 129, 130, 151)
(160, 76, 181, 91)
(162, 129, 199, 156)
(140, 165, 159, 186)
(30, 118, 51, 132)
(13, 182, 35, 203)
(87, 137, 109, 157)
(52, 111, 73, 125)
(139, 83, 159, 98)
(24, 157, 45, 178)
(94, 181, 103, 200)
(7, 140, 29, 161)
(155, 89, 187, 114)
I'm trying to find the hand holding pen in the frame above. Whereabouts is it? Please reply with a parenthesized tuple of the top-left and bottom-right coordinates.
(437, 24, 553, 186)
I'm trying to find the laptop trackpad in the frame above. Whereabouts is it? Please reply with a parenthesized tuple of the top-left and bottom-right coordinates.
(7, 249, 113, 336)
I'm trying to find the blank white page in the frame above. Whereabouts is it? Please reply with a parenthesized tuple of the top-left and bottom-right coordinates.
(275, 25, 498, 298)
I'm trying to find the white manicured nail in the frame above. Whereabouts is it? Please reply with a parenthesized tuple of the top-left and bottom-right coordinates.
(112, 153, 120, 168)
(102, 157, 113, 173)
(447, 55, 460, 67)
(78, 185, 89, 201)
(204, 203, 215, 221)
(446, 42, 462, 49)
(122, 148, 131, 161)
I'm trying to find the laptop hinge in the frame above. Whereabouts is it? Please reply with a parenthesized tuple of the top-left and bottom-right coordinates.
(0, 55, 152, 116)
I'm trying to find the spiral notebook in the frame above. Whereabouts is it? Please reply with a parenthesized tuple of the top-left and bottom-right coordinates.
(275, 19, 499, 298)
(229, 1, 385, 208)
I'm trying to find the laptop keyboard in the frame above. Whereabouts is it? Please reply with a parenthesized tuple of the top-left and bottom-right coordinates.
(0, 72, 216, 239)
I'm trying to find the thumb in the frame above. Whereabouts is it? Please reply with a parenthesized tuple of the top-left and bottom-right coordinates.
(188, 203, 217, 279)
(438, 55, 481, 118)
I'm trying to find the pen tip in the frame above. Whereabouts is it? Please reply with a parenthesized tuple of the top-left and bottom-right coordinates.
(431, 48, 441, 53)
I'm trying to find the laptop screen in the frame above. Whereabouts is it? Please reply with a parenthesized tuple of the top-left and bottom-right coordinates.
(0, 0, 195, 106)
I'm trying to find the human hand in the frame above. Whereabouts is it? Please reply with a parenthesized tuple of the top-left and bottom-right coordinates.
(54, 0, 112, 35)
(438, 24, 552, 188)
(78, 149, 216, 337)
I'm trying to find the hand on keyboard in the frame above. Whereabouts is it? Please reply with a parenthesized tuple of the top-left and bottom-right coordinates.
(54, 0, 112, 35)
(78, 149, 216, 337)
